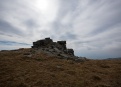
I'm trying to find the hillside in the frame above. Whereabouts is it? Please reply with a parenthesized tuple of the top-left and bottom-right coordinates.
(0, 48, 121, 87)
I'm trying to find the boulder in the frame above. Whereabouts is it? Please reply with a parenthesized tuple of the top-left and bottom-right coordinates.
(32, 38, 53, 48)
(57, 41, 67, 50)
(75, 57, 87, 63)
(67, 49, 74, 56)
(53, 48, 61, 53)
(57, 41, 66, 45)
(60, 54, 69, 58)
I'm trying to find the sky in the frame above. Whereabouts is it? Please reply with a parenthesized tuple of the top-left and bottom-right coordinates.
(0, 0, 121, 59)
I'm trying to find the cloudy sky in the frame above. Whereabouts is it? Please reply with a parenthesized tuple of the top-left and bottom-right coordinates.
(0, 0, 121, 59)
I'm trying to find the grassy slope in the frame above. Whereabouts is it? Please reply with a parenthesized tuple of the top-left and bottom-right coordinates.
(0, 49, 121, 87)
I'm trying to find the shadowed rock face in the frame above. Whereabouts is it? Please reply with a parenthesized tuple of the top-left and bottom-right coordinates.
(67, 49, 74, 56)
(32, 38, 53, 48)
(57, 41, 66, 45)
(57, 41, 66, 50)
(31, 37, 74, 56)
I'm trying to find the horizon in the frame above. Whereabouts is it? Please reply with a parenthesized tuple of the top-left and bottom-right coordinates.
(0, 0, 121, 59)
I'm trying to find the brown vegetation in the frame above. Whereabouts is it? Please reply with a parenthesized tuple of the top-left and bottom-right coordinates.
(0, 49, 121, 87)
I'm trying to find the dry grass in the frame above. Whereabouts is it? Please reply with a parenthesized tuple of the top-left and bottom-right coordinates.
(0, 49, 121, 87)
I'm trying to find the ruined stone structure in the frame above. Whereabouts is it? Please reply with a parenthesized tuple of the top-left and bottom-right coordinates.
(32, 37, 74, 56)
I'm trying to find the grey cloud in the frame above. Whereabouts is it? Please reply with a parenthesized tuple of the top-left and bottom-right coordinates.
(59, 32, 77, 40)
(52, 21, 72, 33)
(0, 32, 14, 37)
(59, 0, 79, 16)
(0, 40, 31, 45)
(0, 20, 23, 36)
(89, 15, 121, 36)
(50, 0, 79, 39)
(23, 19, 40, 29)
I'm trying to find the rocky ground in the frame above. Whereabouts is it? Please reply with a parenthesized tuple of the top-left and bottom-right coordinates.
(0, 48, 121, 87)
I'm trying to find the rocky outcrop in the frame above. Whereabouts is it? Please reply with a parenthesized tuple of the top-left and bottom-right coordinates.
(31, 37, 74, 56)
(31, 37, 88, 62)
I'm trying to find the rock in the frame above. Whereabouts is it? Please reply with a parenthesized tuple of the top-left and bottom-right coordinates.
(60, 54, 69, 58)
(53, 48, 61, 53)
(67, 57, 75, 61)
(57, 41, 66, 50)
(44, 51, 55, 56)
(63, 50, 68, 54)
(48, 49, 55, 52)
(32, 37, 53, 48)
(67, 49, 74, 56)
(75, 57, 87, 63)
(26, 54, 32, 58)
(57, 41, 66, 45)
(31, 37, 76, 59)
